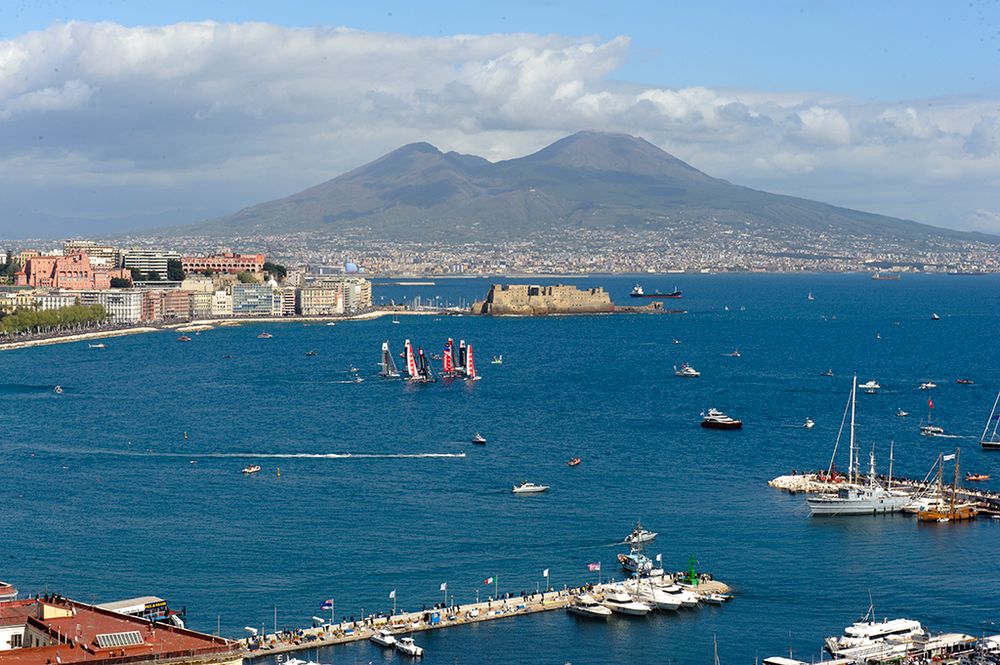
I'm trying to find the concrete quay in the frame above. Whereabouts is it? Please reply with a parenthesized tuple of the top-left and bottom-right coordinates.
(246, 578, 733, 659)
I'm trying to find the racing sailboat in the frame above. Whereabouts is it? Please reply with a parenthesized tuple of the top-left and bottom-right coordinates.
(465, 342, 481, 381)
(442, 338, 459, 378)
(404, 339, 421, 382)
(417, 347, 437, 383)
(380, 341, 400, 378)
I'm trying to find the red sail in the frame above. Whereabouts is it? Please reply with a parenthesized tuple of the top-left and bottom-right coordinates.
(466, 343, 478, 380)
(443, 339, 454, 374)
(405, 339, 418, 378)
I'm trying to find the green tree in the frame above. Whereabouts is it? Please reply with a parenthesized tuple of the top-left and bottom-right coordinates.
(110, 277, 131, 288)
(236, 271, 256, 283)
(130, 267, 144, 281)
(147, 270, 162, 281)
(167, 259, 184, 281)
(203, 268, 215, 277)
(263, 261, 288, 280)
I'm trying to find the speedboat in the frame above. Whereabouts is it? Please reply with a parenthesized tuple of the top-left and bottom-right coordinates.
(242, 465, 262, 474)
(702, 593, 733, 605)
(725, 349, 741, 357)
(88, 343, 106, 349)
(53, 385, 63, 394)
(675, 363, 700, 378)
(896, 409, 909, 417)
(658, 584, 700, 608)
(395, 636, 423, 657)
(305, 350, 317, 356)
(701, 408, 742, 429)
(567, 457, 581, 466)
(512, 481, 549, 494)
(327, 322, 338, 326)
(602, 589, 651, 616)
(858, 379, 880, 393)
(370, 629, 396, 648)
(966, 472, 990, 482)
(803, 418, 815, 429)
(822, 369, 834, 377)
(623, 521, 657, 545)
(177, 335, 192, 342)
(257, 332, 272, 339)
(567, 594, 612, 618)
(957, 378, 974, 385)
(0, 581, 17, 601)
(351, 375, 365, 384)
(919, 382, 937, 390)
(472, 432, 487, 444)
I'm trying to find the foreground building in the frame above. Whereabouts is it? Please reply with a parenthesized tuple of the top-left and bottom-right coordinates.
(0, 596, 241, 665)
(14, 253, 130, 290)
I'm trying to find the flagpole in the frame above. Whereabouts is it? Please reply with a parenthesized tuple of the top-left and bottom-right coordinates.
(495, 575, 498, 600)
(331, 599, 334, 627)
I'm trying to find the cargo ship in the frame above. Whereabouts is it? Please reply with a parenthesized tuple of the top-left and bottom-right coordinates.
(871, 271, 900, 281)
(630, 284, 682, 298)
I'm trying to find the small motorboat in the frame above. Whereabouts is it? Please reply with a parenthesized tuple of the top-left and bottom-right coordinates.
(257, 332, 273, 339)
(351, 375, 365, 384)
(966, 473, 990, 482)
(931, 313, 940, 320)
(919, 382, 937, 390)
(821, 369, 834, 377)
(896, 409, 909, 417)
(920, 424, 945, 437)
(725, 349, 741, 357)
(567, 594, 612, 618)
(512, 481, 549, 494)
(472, 432, 487, 444)
(491, 355, 504, 364)
(674, 363, 700, 378)
(326, 322, 338, 326)
(672, 338, 681, 345)
(567, 457, 581, 467)
(859, 379, 880, 393)
(394, 636, 423, 657)
(88, 343, 106, 349)
(242, 465, 262, 474)
(177, 335, 192, 342)
(602, 588, 651, 616)
(701, 408, 742, 429)
(370, 629, 396, 648)
(957, 378, 974, 385)
(53, 385, 63, 394)
(702, 593, 733, 605)
(803, 418, 815, 429)
(305, 350, 317, 356)
(623, 520, 657, 544)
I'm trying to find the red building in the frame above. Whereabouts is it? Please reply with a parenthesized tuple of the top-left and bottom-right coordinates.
(0, 596, 240, 665)
(14, 253, 130, 290)
(181, 253, 265, 275)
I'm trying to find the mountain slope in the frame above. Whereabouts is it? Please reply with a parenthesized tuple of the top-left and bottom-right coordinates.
(175, 131, 992, 243)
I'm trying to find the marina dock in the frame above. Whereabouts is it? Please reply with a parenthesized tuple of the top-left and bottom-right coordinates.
(245, 578, 733, 659)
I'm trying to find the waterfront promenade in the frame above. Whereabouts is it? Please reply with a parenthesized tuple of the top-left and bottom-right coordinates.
(247, 579, 732, 659)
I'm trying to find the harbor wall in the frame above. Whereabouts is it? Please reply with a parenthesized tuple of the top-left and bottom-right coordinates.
(472, 284, 613, 315)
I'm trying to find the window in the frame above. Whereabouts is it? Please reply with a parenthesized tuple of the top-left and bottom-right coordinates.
(10, 633, 23, 648)
(95, 631, 145, 648)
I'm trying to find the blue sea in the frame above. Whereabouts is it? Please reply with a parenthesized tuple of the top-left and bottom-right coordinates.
(3, 274, 1000, 664)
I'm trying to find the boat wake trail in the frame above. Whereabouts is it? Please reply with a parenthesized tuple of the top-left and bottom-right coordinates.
(16, 445, 465, 460)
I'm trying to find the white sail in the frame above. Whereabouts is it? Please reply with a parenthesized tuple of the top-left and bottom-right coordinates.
(381, 341, 400, 378)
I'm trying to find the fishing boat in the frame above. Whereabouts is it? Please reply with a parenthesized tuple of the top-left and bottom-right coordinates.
(917, 450, 977, 522)
(242, 465, 262, 475)
(700, 408, 742, 429)
(567, 457, 581, 466)
(472, 432, 487, 444)
(53, 385, 63, 394)
(617, 547, 653, 574)
(379, 341, 400, 378)
(674, 363, 700, 378)
(979, 391, 1000, 450)
(858, 379, 879, 393)
(919, 381, 937, 390)
(491, 355, 503, 364)
(512, 481, 549, 494)
(957, 378, 974, 385)
(465, 343, 481, 381)
(807, 378, 909, 516)
(966, 472, 990, 482)
(566, 594, 612, 618)
(177, 335, 192, 342)
(919, 398, 944, 436)
(623, 520, 657, 545)
(601, 588, 652, 615)
(88, 343, 106, 349)
(630, 284, 682, 299)
(394, 636, 423, 657)
(256, 332, 272, 339)
(370, 629, 396, 648)
(0, 581, 17, 601)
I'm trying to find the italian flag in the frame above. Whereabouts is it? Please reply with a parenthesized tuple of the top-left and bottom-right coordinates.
(483, 577, 494, 585)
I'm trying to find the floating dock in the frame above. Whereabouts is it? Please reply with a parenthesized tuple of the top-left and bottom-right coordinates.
(245, 578, 732, 659)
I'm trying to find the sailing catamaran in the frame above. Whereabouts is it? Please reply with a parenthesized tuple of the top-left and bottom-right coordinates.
(403, 339, 433, 383)
(417, 347, 437, 383)
(980, 391, 1000, 450)
(807, 376, 909, 516)
(441, 338, 460, 378)
(380, 341, 400, 378)
(465, 343, 480, 381)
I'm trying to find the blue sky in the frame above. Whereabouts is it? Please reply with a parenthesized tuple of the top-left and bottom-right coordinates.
(1, 1, 999, 237)
(4, 0, 998, 100)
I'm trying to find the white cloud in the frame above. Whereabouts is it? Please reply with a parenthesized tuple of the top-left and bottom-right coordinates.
(0, 20, 997, 233)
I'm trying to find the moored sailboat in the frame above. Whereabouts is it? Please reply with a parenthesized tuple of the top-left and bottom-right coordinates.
(917, 449, 977, 522)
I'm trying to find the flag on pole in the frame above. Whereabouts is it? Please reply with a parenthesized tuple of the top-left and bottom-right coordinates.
(320, 599, 333, 610)
(389, 589, 396, 599)
(928, 398, 935, 409)
(440, 582, 447, 591)
(943, 453, 956, 461)
(587, 562, 601, 572)
(542, 568, 549, 577)
(483, 577, 494, 585)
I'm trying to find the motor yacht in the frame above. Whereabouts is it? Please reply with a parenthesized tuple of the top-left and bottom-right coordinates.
(623, 520, 657, 545)
(257, 332, 272, 339)
(624, 580, 681, 611)
(675, 363, 700, 378)
(512, 481, 549, 494)
(825, 614, 925, 656)
(566, 594, 612, 618)
(394, 636, 424, 657)
(700, 408, 743, 429)
(803, 418, 815, 429)
(659, 584, 700, 608)
(617, 549, 653, 574)
(602, 588, 652, 616)
(919, 382, 937, 390)
(0, 581, 17, 601)
(858, 379, 880, 393)
(370, 629, 396, 648)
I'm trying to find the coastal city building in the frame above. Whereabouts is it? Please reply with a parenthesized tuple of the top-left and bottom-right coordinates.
(120, 249, 181, 279)
(75, 290, 143, 324)
(181, 252, 265, 276)
(231, 282, 280, 317)
(63, 240, 120, 268)
(14, 253, 130, 290)
(473, 284, 613, 315)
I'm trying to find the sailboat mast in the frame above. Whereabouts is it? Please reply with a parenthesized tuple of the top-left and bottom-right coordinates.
(849, 376, 857, 484)
(888, 440, 894, 491)
(951, 447, 960, 514)
(982, 391, 1000, 443)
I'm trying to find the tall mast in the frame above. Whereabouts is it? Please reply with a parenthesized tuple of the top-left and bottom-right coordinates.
(951, 448, 960, 514)
(981, 391, 1000, 444)
(849, 375, 857, 485)
(887, 440, 894, 491)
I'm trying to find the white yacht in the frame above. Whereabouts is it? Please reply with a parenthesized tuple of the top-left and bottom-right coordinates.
(624, 580, 681, 611)
(803, 418, 815, 429)
(0, 581, 17, 601)
(919, 381, 937, 390)
(395, 636, 424, 657)
(825, 613, 925, 656)
(602, 588, 652, 616)
(623, 520, 657, 545)
(566, 594, 613, 618)
(658, 584, 700, 608)
(472, 432, 487, 444)
(858, 379, 880, 393)
(807, 378, 909, 516)
(512, 481, 549, 494)
(674, 363, 700, 378)
(370, 628, 396, 648)
(702, 593, 733, 605)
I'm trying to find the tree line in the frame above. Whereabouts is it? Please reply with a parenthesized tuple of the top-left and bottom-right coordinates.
(0, 304, 108, 336)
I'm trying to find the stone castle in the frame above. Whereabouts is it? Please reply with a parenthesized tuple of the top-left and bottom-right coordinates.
(472, 284, 613, 315)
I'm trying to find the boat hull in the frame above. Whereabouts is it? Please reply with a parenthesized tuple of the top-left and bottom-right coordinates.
(700, 420, 742, 430)
(808, 496, 908, 516)
(567, 605, 612, 618)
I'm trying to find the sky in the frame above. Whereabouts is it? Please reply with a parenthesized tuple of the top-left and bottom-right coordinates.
(1, 0, 999, 237)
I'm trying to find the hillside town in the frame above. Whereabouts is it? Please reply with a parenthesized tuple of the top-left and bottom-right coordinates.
(0, 240, 372, 333)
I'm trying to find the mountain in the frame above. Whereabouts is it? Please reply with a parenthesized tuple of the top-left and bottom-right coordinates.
(173, 131, 992, 243)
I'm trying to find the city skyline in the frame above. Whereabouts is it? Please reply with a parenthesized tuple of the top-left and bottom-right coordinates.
(0, 2, 998, 237)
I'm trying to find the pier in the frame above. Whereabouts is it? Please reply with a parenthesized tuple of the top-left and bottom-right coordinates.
(245, 578, 733, 659)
